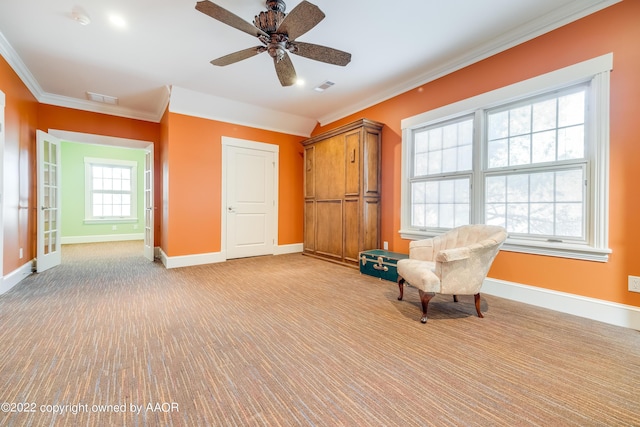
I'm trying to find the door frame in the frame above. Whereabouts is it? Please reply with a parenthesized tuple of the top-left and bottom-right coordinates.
(221, 136, 279, 260)
(0, 90, 5, 280)
(49, 129, 155, 259)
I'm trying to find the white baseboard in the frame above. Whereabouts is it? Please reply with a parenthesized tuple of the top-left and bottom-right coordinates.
(1, 260, 34, 295)
(159, 243, 302, 269)
(483, 278, 640, 330)
(274, 243, 303, 255)
(62, 234, 144, 244)
(159, 248, 226, 269)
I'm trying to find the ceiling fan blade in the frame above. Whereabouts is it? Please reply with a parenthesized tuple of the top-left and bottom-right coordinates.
(210, 46, 265, 66)
(289, 42, 351, 66)
(196, 0, 267, 38)
(274, 52, 297, 87)
(276, 1, 325, 41)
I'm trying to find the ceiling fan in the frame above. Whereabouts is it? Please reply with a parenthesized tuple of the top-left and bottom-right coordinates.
(195, 0, 351, 87)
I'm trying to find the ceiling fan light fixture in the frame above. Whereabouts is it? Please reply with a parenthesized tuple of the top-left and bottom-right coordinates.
(314, 80, 334, 92)
(196, 0, 351, 87)
(254, 10, 285, 33)
(265, 0, 286, 13)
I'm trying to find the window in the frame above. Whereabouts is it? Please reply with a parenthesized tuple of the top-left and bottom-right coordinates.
(84, 158, 138, 223)
(401, 54, 612, 262)
(484, 86, 587, 240)
(411, 116, 473, 229)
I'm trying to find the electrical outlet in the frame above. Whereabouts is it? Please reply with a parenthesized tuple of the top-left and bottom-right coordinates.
(383, 241, 389, 250)
(629, 276, 640, 293)
(19, 248, 23, 259)
(112, 225, 117, 231)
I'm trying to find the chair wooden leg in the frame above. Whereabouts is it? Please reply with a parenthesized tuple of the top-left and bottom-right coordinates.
(418, 290, 435, 323)
(453, 295, 458, 303)
(397, 276, 405, 301)
(474, 293, 484, 318)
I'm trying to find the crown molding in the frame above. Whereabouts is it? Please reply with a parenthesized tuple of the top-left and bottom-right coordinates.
(169, 86, 317, 137)
(0, 31, 43, 100)
(318, 0, 622, 126)
(38, 90, 170, 123)
(0, 31, 169, 123)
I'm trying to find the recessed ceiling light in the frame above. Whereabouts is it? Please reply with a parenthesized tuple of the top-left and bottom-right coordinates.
(108, 13, 127, 28)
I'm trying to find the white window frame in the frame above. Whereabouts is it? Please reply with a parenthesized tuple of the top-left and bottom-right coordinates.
(400, 53, 613, 262)
(84, 157, 138, 224)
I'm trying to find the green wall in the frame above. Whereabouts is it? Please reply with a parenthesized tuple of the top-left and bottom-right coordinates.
(61, 141, 145, 241)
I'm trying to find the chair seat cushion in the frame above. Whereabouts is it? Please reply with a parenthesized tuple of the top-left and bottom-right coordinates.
(397, 259, 441, 293)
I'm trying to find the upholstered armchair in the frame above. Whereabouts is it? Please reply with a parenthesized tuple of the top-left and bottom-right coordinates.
(397, 225, 507, 323)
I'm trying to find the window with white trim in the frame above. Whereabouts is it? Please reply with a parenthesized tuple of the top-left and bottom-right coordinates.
(411, 115, 474, 229)
(84, 158, 138, 223)
(400, 54, 612, 262)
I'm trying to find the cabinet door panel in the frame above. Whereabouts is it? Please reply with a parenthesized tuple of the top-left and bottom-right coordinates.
(315, 136, 345, 199)
(344, 199, 359, 262)
(304, 200, 315, 252)
(316, 200, 343, 259)
(362, 198, 380, 250)
(363, 130, 380, 196)
(304, 146, 315, 198)
(344, 131, 360, 196)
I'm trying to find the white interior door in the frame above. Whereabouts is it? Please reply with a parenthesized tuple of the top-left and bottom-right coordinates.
(36, 130, 62, 272)
(143, 147, 154, 261)
(224, 139, 277, 259)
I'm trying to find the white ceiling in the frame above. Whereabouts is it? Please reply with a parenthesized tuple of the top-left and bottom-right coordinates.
(0, 0, 618, 134)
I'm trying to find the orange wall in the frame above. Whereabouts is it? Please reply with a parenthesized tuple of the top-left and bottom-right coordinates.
(37, 104, 162, 245)
(312, 1, 640, 307)
(0, 56, 38, 275)
(162, 112, 304, 257)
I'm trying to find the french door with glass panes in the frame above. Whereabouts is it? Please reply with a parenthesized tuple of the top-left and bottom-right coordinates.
(36, 130, 62, 272)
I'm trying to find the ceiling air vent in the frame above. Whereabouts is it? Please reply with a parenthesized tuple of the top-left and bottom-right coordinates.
(86, 91, 119, 105)
(314, 80, 335, 92)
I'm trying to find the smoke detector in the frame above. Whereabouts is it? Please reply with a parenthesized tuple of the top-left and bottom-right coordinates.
(71, 7, 91, 26)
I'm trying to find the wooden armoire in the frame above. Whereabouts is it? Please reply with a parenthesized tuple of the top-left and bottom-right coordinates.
(302, 119, 383, 266)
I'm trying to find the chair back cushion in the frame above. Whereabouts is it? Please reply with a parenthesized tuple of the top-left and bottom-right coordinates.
(437, 225, 507, 294)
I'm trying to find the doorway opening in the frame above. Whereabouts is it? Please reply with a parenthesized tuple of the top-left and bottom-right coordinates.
(48, 130, 154, 266)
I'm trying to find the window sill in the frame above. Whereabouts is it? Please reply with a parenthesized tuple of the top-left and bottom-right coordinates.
(84, 218, 138, 225)
(399, 229, 611, 262)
